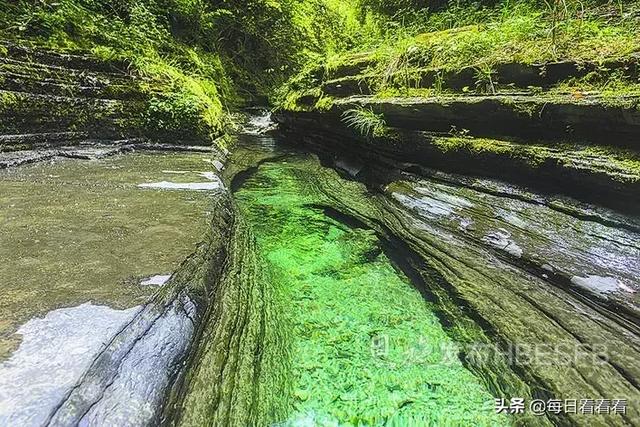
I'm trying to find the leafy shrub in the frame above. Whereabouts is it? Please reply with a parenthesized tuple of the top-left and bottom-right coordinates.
(145, 90, 209, 140)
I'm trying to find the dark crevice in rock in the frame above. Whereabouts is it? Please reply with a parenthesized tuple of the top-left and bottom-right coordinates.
(275, 110, 640, 216)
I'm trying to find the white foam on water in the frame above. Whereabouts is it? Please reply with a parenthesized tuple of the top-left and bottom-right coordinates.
(0, 303, 141, 427)
(140, 274, 171, 287)
(243, 111, 276, 135)
(138, 171, 223, 191)
(138, 180, 221, 191)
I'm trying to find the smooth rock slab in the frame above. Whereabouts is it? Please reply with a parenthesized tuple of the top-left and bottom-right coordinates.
(571, 275, 637, 294)
(0, 303, 141, 426)
(78, 296, 196, 426)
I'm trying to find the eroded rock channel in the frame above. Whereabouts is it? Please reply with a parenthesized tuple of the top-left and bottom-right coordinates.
(229, 119, 640, 426)
(1, 110, 639, 426)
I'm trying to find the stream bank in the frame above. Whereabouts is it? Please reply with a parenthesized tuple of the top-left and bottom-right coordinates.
(1, 105, 639, 426)
(0, 33, 274, 422)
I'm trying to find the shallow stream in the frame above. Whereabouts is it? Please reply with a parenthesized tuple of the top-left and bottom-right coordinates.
(0, 112, 638, 426)
(0, 151, 218, 424)
(234, 156, 507, 425)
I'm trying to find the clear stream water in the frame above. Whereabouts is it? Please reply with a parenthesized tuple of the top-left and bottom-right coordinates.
(0, 152, 216, 424)
(230, 115, 640, 426)
(234, 156, 507, 425)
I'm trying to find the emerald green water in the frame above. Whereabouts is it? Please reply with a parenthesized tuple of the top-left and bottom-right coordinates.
(235, 157, 507, 426)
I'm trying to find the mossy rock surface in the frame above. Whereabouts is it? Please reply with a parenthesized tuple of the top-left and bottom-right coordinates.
(275, 109, 640, 215)
(0, 43, 225, 147)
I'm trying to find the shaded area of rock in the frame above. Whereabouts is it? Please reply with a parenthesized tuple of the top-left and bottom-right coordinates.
(276, 110, 640, 215)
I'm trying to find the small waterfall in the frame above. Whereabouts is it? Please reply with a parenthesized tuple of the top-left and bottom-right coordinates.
(241, 108, 277, 136)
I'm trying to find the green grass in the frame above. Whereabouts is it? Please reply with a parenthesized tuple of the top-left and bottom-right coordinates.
(342, 107, 388, 138)
(0, 1, 235, 143)
(277, 0, 640, 106)
(1, 0, 638, 116)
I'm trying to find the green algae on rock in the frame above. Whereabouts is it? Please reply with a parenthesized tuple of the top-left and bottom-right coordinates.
(169, 199, 291, 427)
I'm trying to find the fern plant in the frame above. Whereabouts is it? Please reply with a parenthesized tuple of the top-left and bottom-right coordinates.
(474, 64, 497, 94)
(341, 107, 387, 138)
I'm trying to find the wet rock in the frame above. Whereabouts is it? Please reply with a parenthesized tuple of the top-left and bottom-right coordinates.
(170, 205, 290, 427)
(0, 145, 133, 168)
(0, 131, 88, 148)
(334, 157, 363, 177)
(334, 94, 640, 148)
(322, 76, 373, 96)
(0, 42, 225, 154)
(571, 275, 636, 295)
(75, 296, 197, 426)
(0, 303, 141, 426)
(481, 229, 524, 258)
(322, 58, 640, 97)
(392, 192, 454, 218)
(275, 110, 640, 215)
(0, 89, 144, 138)
(131, 142, 219, 153)
(1, 42, 132, 73)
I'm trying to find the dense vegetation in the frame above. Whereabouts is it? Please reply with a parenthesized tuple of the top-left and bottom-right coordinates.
(1, 0, 638, 139)
(279, 0, 640, 111)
